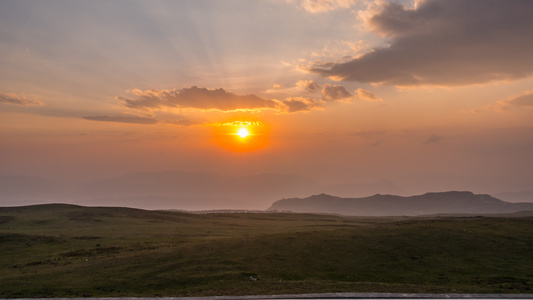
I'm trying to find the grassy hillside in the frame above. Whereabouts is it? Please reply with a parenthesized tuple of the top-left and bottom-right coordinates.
(0, 204, 532, 297)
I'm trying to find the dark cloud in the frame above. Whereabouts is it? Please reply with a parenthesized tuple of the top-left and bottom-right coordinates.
(120, 86, 277, 111)
(0, 92, 43, 106)
(321, 84, 352, 101)
(349, 130, 385, 138)
(424, 134, 443, 144)
(508, 92, 533, 107)
(310, 0, 533, 86)
(82, 115, 158, 124)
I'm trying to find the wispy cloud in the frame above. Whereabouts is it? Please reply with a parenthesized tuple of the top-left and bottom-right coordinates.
(82, 115, 158, 124)
(210, 121, 266, 127)
(265, 80, 321, 96)
(424, 134, 443, 145)
(309, 0, 533, 86)
(279, 97, 322, 113)
(0, 92, 43, 106)
(164, 119, 202, 126)
(467, 91, 533, 113)
(354, 88, 382, 101)
(507, 91, 533, 108)
(295, 0, 357, 13)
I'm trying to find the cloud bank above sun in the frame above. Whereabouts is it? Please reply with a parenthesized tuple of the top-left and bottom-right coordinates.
(82, 81, 378, 125)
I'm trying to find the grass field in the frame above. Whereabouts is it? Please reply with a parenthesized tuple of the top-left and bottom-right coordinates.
(0, 204, 532, 297)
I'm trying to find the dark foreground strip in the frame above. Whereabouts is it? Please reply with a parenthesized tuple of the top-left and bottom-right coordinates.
(4, 294, 533, 300)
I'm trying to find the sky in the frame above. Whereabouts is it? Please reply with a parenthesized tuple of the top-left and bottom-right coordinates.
(1, 0, 533, 202)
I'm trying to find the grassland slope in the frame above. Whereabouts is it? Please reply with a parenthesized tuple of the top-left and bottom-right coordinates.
(0, 204, 532, 297)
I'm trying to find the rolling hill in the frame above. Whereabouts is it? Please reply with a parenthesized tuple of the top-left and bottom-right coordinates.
(1, 203, 532, 296)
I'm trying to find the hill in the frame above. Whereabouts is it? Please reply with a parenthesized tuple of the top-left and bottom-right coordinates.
(267, 191, 533, 216)
(1, 203, 533, 296)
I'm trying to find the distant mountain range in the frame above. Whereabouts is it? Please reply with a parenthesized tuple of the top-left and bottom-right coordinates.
(267, 191, 533, 216)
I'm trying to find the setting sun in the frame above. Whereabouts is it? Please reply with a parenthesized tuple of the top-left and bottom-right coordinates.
(209, 119, 269, 152)
(237, 128, 250, 138)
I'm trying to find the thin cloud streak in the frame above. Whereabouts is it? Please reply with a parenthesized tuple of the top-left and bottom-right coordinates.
(355, 88, 382, 101)
(467, 91, 533, 113)
(296, 0, 358, 13)
(508, 92, 533, 108)
(82, 115, 158, 124)
(0, 92, 43, 106)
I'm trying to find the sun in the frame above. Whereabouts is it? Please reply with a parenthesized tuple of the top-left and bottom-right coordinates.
(209, 119, 268, 152)
(237, 127, 250, 138)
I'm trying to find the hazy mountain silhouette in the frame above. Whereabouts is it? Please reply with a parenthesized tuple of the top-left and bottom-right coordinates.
(268, 191, 533, 216)
(319, 180, 405, 198)
(75, 171, 404, 209)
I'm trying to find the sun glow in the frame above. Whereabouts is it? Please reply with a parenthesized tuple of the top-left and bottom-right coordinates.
(237, 127, 250, 138)
(209, 119, 269, 152)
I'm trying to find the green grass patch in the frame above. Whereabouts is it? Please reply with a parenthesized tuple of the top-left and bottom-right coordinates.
(0, 204, 532, 297)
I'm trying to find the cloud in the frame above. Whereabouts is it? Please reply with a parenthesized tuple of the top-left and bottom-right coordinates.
(211, 121, 266, 127)
(424, 134, 443, 144)
(310, 0, 533, 86)
(120, 86, 278, 112)
(296, 0, 357, 13)
(470, 91, 533, 113)
(354, 88, 382, 101)
(120, 84, 352, 115)
(82, 115, 158, 124)
(279, 97, 322, 113)
(508, 91, 533, 107)
(349, 130, 385, 138)
(295, 80, 320, 93)
(321, 84, 352, 101)
(0, 92, 43, 106)
(164, 119, 202, 126)
(265, 80, 321, 96)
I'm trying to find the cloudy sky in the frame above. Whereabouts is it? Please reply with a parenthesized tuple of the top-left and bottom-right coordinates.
(1, 0, 533, 198)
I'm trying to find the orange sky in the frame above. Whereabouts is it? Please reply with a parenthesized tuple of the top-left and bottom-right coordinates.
(1, 0, 533, 207)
